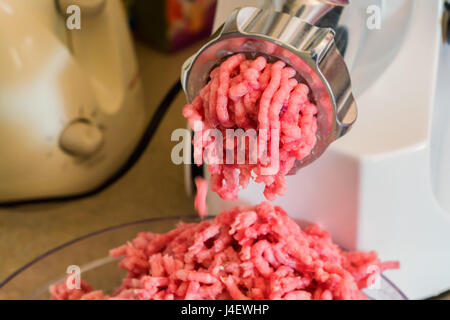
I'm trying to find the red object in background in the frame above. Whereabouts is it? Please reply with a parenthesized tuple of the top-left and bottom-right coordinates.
(132, 0, 217, 52)
(166, 0, 184, 26)
(167, 0, 217, 52)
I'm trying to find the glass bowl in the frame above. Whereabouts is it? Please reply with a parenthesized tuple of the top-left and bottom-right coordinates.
(0, 217, 408, 300)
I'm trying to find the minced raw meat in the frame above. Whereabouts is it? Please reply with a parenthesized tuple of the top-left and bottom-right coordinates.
(50, 202, 398, 300)
(194, 177, 208, 219)
(182, 54, 318, 201)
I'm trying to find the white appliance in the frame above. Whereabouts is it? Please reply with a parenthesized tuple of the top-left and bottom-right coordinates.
(0, 0, 148, 203)
(185, 0, 450, 299)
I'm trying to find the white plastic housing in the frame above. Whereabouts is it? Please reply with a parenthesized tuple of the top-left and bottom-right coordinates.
(0, 0, 148, 202)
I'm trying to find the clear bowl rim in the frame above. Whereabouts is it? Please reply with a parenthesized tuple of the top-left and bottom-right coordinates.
(0, 216, 408, 300)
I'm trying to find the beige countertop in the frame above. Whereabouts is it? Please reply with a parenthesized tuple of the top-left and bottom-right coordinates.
(0, 39, 448, 300)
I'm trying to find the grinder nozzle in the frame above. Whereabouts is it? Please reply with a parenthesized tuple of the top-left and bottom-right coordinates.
(181, 4, 357, 173)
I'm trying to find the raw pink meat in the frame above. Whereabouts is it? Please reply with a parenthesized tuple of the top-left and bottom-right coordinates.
(182, 54, 318, 201)
(194, 177, 208, 218)
(50, 202, 398, 300)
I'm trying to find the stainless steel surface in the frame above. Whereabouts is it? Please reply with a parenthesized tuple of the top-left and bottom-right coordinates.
(269, 0, 347, 24)
(181, 2, 357, 173)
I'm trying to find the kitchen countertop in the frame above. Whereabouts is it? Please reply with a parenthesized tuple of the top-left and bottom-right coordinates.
(0, 39, 448, 300)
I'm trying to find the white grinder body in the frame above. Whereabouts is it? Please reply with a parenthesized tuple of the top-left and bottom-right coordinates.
(0, 0, 147, 203)
(198, 0, 450, 299)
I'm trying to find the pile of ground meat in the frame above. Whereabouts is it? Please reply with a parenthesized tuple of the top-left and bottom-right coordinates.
(50, 202, 398, 300)
(183, 54, 318, 201)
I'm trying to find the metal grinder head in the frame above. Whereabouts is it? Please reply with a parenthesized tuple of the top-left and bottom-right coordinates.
(181, 0, 357, 173)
